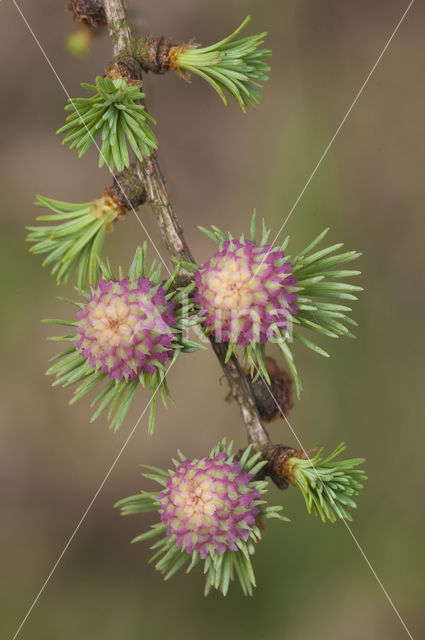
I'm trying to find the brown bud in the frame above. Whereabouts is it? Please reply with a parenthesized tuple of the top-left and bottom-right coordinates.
(66, 0, 106, 29)
(147, 37, 173, 74)
(132, 37, 194, 77)
(105, 163, 147, 211)
(105, 61, 143, 86)
(267, 445, 298, 489)
(268, 445, 311, 489)
(248, 357, 293, 422)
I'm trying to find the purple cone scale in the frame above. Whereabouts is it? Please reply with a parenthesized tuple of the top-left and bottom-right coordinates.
(75, 278, 176, 381)
(194, 240, 297, 346)
(157, 452, 260, 559)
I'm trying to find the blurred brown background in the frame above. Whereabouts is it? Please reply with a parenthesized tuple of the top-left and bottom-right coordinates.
(1, 1, 424, 638)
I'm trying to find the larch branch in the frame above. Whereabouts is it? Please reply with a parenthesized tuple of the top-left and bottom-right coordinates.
(101, 0, 271, 453)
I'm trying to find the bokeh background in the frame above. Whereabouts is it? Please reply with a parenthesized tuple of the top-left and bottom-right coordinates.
(1, 1, 424, 638)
